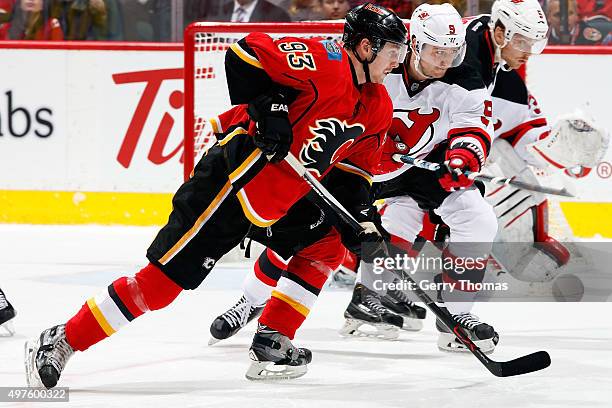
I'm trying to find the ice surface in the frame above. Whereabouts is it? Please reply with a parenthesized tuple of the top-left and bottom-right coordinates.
(1, 225, 611, 408)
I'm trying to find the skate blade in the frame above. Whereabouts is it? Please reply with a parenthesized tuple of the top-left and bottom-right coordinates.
(339, 319, 399, 340)
(437, 333, 496, 354)
(400, 317, 424, 332)
(245, 360, 307, 381)
(208, 337, 221, 346)
(24, 337, 45, 388)
(0, 320, 16, 337)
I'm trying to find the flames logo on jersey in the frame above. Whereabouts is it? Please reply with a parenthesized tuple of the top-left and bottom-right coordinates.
(299, 118, 365, 176)
(389, 108, 441, 155)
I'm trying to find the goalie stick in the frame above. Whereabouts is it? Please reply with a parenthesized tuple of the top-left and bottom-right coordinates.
(283, 152, 551, 377)
(393, 154, 574, 197)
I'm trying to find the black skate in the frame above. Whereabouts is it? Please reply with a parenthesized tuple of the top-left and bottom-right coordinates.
(339, 284, 403, 340)
(0, 288, 16, 336)
(381, 287, 426, 331)
(436, 312, 499, 354)
(209, 295, 265, 345)
(25, 324, 75, 389)
(246, 323, 312, 380)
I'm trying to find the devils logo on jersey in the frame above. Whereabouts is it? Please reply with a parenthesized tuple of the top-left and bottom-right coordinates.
(299, 118, 365, 176)
(389, 108, 441, 155)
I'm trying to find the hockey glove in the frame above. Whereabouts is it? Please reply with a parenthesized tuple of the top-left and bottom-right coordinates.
(341, 204, 390, 264)
(437, 144, 482, 192)
(247, 90, 293, 163)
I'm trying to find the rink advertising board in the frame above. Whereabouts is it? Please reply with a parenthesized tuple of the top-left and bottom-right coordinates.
(0, 41, 611, 237)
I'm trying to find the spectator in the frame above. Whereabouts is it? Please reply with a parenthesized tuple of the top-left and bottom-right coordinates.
(319, 0, 349, 19)
(197, 0, 292, 22)
(577, 0, 612, 20)
(53, 0, 108, 40)
(288, 0, 323, 21)
(0, 0, 14, 38)
(1, 0, 63, 40)
(117, 0, 170, 41)
(546, 0, 611, 44)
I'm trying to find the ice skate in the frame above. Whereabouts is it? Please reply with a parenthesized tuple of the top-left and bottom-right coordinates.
(245, 323, 312, 381)
(25, 324, 75, 389)
(436, 312, 499, 354)
(339, 284, 403, 340)
(209, 295, 265, 345)
(381, 288, 426, 331)
(0, 289, 16, 337)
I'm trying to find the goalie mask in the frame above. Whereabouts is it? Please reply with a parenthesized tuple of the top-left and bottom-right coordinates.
(409, 3, 467, 79)
(527, 111, 610, 170)
(490, 0, 549, 54)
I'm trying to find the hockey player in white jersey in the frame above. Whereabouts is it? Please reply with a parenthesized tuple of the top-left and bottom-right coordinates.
(347, 3, 500, 352)
(0, 287, 16, 336)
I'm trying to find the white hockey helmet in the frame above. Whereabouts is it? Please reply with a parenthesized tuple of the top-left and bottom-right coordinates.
(409, 3, 467, 73)
(490, 0, 549, 54)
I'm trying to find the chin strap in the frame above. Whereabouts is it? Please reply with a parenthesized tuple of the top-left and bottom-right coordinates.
(490, 27, 511, 70)
(353, 47, 377, 83)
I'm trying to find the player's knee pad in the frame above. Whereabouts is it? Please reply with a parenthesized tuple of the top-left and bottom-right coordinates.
(439, 190, 498, 243)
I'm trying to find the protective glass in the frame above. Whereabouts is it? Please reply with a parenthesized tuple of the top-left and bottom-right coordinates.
(509, 32, 548, 54)
(419, 43, 467, 69)
(377, 41, 409, 65)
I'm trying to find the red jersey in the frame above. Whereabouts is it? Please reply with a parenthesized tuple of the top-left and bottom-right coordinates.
(213, 33, 392, 227)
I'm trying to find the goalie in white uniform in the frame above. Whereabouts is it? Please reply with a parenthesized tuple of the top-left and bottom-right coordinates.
(485, 68, 610, 283)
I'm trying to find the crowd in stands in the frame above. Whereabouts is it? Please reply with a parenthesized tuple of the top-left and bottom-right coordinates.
(0, 0, 609, 44)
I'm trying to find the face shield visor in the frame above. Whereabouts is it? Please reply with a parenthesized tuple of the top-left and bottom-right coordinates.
(376, 40, 409, 65)
(419, 42, 467, 69)
(508, 32, 548, 54)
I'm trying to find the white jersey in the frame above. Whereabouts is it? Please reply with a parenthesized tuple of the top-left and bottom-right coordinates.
(490, 69, 550, 168)
(375, 62, 494, 182)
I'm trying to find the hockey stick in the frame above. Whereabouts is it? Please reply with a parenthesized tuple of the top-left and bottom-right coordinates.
(283, 152, 551, 377)
(393, 154, 574, 197)
(284, 153, 364, 234)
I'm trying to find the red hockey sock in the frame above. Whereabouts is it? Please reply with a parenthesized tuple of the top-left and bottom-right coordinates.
(65, 263, 182, 351)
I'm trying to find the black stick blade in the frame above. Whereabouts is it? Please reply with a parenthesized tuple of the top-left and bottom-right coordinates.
(498, 351, 551, 377)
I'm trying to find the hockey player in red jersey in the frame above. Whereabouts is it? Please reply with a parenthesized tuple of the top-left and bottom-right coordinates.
(25, 3, 408, 387)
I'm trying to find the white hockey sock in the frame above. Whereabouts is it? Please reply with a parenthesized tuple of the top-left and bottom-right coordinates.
(242, 271, 274, 306)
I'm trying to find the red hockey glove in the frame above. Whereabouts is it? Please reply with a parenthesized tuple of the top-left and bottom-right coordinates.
(437, 145, 481, 192)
